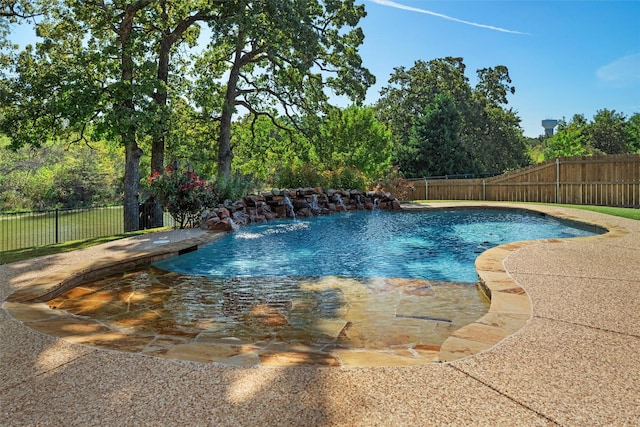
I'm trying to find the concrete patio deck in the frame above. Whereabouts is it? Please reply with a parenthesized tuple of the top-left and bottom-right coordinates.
(1, 202, 639, 426)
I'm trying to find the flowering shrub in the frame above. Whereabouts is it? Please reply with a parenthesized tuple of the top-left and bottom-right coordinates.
(147, 166, 218, 229)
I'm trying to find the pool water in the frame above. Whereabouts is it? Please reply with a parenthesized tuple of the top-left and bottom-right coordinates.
(155, 209, 600, 283)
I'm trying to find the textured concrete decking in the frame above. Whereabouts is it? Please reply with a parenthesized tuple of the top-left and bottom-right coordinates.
(1, 202, 639, 425)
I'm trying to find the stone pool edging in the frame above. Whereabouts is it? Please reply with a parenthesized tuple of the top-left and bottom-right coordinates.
(4, 233, 225, 304)
(402, 202, 628, 362)
(3, 203, 627, 366)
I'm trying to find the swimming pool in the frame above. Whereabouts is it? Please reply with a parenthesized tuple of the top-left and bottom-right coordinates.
(155, 209, 600, 283)
(39, 207, 602, 366)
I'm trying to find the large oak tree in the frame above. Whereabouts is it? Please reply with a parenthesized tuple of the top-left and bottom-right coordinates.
(191, 0, 375, 179)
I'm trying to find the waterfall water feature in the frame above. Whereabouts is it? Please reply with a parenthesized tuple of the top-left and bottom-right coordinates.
(228, 217, 240, 231)
(284, 195, 296, 219)
(335, 194, 347, 212)
(373, 198, 380, 210)
(310, 194, 320, 212)
(355, 195, 363, 209)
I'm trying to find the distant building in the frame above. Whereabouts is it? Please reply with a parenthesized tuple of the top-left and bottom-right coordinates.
(542, 119, 558, 136)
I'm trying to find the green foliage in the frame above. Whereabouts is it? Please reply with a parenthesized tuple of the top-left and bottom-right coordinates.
(376, 57, 470, 154)
(626, 113, 640, 153)
(376, 57, 530, 176)
(164, 97, 219, 178)
(270, 161, 367, 190)
(588, 109, 627, 154)
(231, 115, 307, 183)
(542, 110, 638, 160)
(193, 0, 375, 178)
(271, 161, 323, 189)
(321, 166, 368, 190)
(2, 1, 378, 219)
(401, 93, 465, 177)
(232, 108, 390, 190)
(468, 105, 531, 172)
(0, 141, 123, 211)
(147, 166, 218, 229)
(315, 106, 392, 181)
(214, 173, 256, 203)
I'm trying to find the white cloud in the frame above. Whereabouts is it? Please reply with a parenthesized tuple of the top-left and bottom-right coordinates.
(596, 53, 640, 86)
(369, 0, 532, 35)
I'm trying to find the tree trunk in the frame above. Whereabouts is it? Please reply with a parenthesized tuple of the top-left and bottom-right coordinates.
(217, 33, 245, 180)
(123, 138, 143, 232)
(119, 2, 149, 232)
(151, 35, 170, 175)
(151, 7, 204, 227)
(150, 33, 171, 228)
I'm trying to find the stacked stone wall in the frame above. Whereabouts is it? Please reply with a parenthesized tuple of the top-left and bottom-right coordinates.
(202, 188, 401, 232)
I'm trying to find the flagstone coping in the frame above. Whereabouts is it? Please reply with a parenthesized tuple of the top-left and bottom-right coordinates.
(403, 203, 626, 362)
(5, 233, 225, 304)
(3, 203, 626, 366)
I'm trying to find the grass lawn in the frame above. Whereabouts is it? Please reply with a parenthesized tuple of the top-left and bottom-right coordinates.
(0, 228, 170, 265)
(551, 204, 640, 221)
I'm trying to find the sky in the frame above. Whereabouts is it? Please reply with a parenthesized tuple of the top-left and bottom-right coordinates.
(5, 1, 640, 138)
(357, 0, 640, 137)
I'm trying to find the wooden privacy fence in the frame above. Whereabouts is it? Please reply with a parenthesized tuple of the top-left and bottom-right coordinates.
(407, 154, 640, 208)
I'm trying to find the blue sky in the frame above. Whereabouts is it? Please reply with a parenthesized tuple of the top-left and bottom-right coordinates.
(6, 1, 639, 138)
(358, 0, 640, 137)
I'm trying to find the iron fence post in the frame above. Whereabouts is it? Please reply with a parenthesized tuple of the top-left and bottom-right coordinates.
(55, 209, 59, 244)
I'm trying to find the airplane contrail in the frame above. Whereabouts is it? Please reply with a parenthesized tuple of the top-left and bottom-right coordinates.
(369, 0, 532, 35)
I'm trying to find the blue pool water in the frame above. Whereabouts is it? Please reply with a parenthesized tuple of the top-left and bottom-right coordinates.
(154, 209, 602, 283)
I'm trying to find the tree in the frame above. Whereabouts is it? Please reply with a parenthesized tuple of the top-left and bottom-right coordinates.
(474, 65, 515, 107)
(0, 0, 41, 51)
(0, 138, 123, 210)
(2, 1, 378, 227)
(144, 1, 228, 176)
(625, 113, 640, 153)
(315, 105, 392, 181)
(543, 115, 590, 159)
(193, 0, 375, 179)
(467, 66, 529, 172)
(0, 1, 161, 231)
(401, 93, 465, 177)
(542, 110, 640, 160)
(376, 57, 529, 176)
(587, 109, 627, 154)
(231, 114, 305, 184)
(376, 57, 471, 161)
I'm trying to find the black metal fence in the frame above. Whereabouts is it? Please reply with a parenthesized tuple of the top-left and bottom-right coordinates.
(0, 204, 175, 252)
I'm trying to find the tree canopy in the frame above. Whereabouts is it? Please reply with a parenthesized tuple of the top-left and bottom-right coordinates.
(375, 57, 530, 178)
(542, 110, 639, 160)
(191, 0, 375, 178)
(0, 0, 374, 229)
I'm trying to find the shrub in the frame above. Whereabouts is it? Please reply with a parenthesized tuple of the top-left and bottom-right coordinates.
(371, 165, 414, 200)
(321, 166, 368, 190)
(271, 162, 322, 188)
(147, 166, 218, 228)
(215, 173, 257, 203)
(272, 162, 369, 190)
